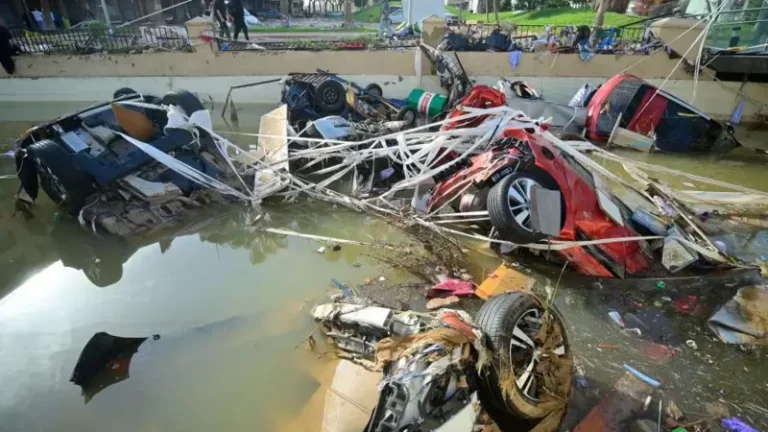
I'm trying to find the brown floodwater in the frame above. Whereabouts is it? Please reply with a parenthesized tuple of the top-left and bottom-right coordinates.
(0, 101, 766, 431)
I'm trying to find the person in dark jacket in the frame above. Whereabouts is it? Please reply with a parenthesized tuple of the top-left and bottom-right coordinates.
(212, 0, 230, 39)
(228, 0, 249, 41)
(0, 20, 16, 75)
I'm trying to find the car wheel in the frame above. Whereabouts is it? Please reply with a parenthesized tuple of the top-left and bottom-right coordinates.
(113, 87, 138, 99)
(475, 292, 572, 423)
(26, 140, 95, 214)
(314, 80, 346, 114)
(396, 106, 418, 127)
(487, 169, 560, 244)
(364, 83, 383, 98)
(15, 149, 39, 200)
(161, 89, 205, 116)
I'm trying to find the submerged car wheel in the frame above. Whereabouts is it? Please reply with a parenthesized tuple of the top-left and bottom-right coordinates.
(476, 292, 571, 425)
(364, 83, 383, 98)
(396, 106, 418, 127)
(26, 140, 95, 214)
(314, 80, 346, 114)
(487, 169, 560, 244)
(113, 87, 138, 99)
(162, 89, 205, 115)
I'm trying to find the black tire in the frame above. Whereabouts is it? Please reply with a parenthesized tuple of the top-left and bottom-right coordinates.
(26, 140, 95, 213)
(364, 83, 383, 98)
(161, 89, 205, 116)
(487, 169, 560, 244)
(396, 106, 418, 127)
(475, 292, 571, 424)
(15, 149, 39, 200)
(113, 87, 138, 99)
(314, 80, 346, 114)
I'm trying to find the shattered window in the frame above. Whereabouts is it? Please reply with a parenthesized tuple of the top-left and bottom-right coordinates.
(596, 77, 643, 136)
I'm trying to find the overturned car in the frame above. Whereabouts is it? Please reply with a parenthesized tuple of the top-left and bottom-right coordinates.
(13, 88, 285, 238)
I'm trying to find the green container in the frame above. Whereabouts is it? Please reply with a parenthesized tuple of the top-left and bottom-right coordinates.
(406, 89, 448, 117)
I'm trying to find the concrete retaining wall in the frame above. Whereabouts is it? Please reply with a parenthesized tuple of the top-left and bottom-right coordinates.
(0, 47, 765, 122)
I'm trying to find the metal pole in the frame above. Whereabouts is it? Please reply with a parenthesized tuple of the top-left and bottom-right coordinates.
(407, 0, 413, 27)
(117, 0, 193, 27)
(485, 0, 489, 22)
(100, 0, 111, 28)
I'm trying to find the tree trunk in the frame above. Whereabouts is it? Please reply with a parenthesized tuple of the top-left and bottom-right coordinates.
(56, 0, 70, 22)
(606, 0, 630, 13)
(12, 0, 34, 29)
(344, 0, 353, 23)
(594, 0, 607, 28)
(493, 0, 499, 22)
(40, 0, 55, 29)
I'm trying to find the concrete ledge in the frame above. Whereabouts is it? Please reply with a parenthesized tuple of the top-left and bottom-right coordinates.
(0, 48, 765, 122)
(0, 74, 764, 123)
(0, 49, 708, 80)
(1, 49, 424, 78)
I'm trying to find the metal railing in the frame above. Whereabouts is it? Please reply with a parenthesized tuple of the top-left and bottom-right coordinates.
(489, 24, 648, 50)
(11, 26, 192, 55)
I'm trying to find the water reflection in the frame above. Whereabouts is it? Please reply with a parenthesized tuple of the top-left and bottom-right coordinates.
(70, 332, 153, 404)
(14, 206, 340, 289)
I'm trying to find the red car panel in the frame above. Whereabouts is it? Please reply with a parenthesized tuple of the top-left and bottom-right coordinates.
(501, 129, 653, 277)
(626, 87, 667, 135)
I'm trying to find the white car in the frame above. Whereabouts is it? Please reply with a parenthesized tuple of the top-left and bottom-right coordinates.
(242, 8, 261, 27)
(389, 7, 405, 24)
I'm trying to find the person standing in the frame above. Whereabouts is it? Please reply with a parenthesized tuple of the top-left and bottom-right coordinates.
(0, 19, 16, 75)
(378, 1, 392, 39)
(212, 0, 231, 39)
(31, 9, 45, 30)
(229, 0, 249, 41)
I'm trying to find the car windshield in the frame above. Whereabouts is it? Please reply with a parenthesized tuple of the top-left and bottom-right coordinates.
(595, 77, 643, 136)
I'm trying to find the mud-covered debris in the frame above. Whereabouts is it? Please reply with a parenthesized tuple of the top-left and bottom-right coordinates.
(426, 296, 461, 310)
(666, 400, 684, 422)
(709, 285, 768, 345)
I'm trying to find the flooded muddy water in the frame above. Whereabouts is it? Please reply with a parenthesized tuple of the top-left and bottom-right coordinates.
(0, 102, 766, 431)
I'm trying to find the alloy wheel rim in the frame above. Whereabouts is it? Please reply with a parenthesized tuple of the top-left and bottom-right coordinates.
(508, 308, 567, 400)
(506, 177, 539, 232)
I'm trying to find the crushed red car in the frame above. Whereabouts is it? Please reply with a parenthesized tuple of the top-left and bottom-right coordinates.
(428, 121, 654, 277)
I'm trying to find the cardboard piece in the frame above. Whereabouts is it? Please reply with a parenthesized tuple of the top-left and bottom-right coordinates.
(476, 264, 535, 300)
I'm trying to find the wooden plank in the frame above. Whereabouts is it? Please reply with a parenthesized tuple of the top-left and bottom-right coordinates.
(611, 127, 655, 152)
(259, 104, 290, 172)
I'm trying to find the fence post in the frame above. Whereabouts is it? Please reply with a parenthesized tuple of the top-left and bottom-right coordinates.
(100, 0, 112, 28)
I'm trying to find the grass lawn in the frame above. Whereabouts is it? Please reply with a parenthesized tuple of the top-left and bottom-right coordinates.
(353, 2, 402, 22)
(356, 5, 639, 27)
(452, 8, 640, 26)
(251, 26, 376, 33)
